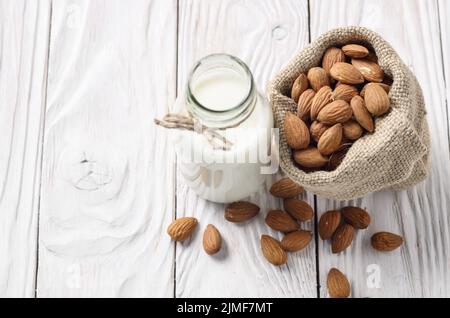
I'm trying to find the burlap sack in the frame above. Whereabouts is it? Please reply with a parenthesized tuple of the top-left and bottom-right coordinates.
(267, 26, 430, 200)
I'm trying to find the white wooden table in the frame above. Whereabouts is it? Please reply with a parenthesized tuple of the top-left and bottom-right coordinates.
(1, 0, 449, 298)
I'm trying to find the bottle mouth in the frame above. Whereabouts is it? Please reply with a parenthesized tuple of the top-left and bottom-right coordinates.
(186, 54, 256, 128)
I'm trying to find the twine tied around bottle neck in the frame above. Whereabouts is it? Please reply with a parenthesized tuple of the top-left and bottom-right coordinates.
(154, 113, 233, 151)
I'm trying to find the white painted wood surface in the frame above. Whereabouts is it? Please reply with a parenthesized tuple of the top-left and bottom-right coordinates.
(0, 0, 449, 298)
(310, 0, 450, 298)
(0, 0, 51, 297)
(37, 0, 177, 297)
(439, 0, 450, 136)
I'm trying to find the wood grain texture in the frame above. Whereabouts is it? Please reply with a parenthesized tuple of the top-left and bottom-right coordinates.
(37, 0, 177, 297)
(0, 0, 51, 297)
(175, 0, 317, 297)
(438, 0, 450, 132)
(310, 0, 450, 298)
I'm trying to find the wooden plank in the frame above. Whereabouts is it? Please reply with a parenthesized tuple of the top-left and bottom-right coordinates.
(438, 0, 450, 131)
(37, 0, 178, 297)
(0, 0, 51, 297)
(175, 0, 317, 297)
(310, 0, 450, 298)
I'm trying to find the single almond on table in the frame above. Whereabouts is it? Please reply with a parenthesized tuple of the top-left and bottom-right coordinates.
(291, 73, 309, 102)
(360, 82, 390, 97)
(284, 112, 310, 150)
(281, 230, 313, 252)
(297, 89, 316, 121)
(310, 86, 333, 120)
(342, 44, 369, 58)
(261, 235, 288, 265)
(318, 123, 343, 156)
(167, 217, 198, 241)
(310, 121, 330, 142)
(327, 268, 351, 298)
(364, 83, 390, 116)
(329, 62, 364, 85)
(341, 206, 371, 229)
(332, 84, 359, 102)
(283, 198, 314, 222)
(294, 147, 328, 168)
(371, 232, 403, 252)
(270, 177, 305, 199)
(203, 224, 222, 255)
(342, 120, 363, 141)
(318, 210, 342, 240)
(322, 47, 346, 74)
(350, 95, 374, 133)
(317, 100, 353, 125)
(328, 143, 351, 171)
(332, 223, 354, 253)
(351, 58, 384, 82)
(225, 201, 259, 223)
(270, 177, 304, 198)
(265, 210, 300, 233)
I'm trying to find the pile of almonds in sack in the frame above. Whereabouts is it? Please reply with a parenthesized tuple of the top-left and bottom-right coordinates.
(286, 43, 392, 171)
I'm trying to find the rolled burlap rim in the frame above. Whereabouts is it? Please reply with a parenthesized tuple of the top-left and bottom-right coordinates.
(267, 26, 430, 200)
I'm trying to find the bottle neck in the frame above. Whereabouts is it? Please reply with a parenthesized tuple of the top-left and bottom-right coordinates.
(185, 54, 256, 129)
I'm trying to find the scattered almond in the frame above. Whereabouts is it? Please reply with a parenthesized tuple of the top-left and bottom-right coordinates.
(310, 86, 333, 120)
(281, 230, 313, 252)
(371, 232, 403, 252)
(318, 210, 342, 240)
(332, 223, 354, 253)
(167, 217, 198, 242)
(270, 177, 304, 198)
(307, 67, 330, 92)
(317, 100, 353, 125)
(342, 120, 363, 140)
(322, 47, 346, 74)
(341, 206, 371, 229)
(297, 89, 316, 121)
(283, 198, 314, 222)
(265, 210, 300, 233)
(329, 62, 364, 85)
(261, 235, 288, 265)
(294, 147, 329, 168)
(318, 123, 343, 155)
(352, 58, 384, 82)
(203, 224, 222, 255)
(225, 201, 259, 223)
(327, 268, 351, 298)
(284, 112, 310, 150)
(342, 44, 369, 58)
(291, 73, 309, 102)
(350, 95, 374, 133)
(365, 83, 390, 116)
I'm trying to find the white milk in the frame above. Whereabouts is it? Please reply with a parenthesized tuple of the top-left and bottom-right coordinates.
(191, 68, 250, 111)
(175, 54, 274, 203)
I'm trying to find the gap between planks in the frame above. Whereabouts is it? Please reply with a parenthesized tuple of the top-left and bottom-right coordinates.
(34, 0, 54, 299)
